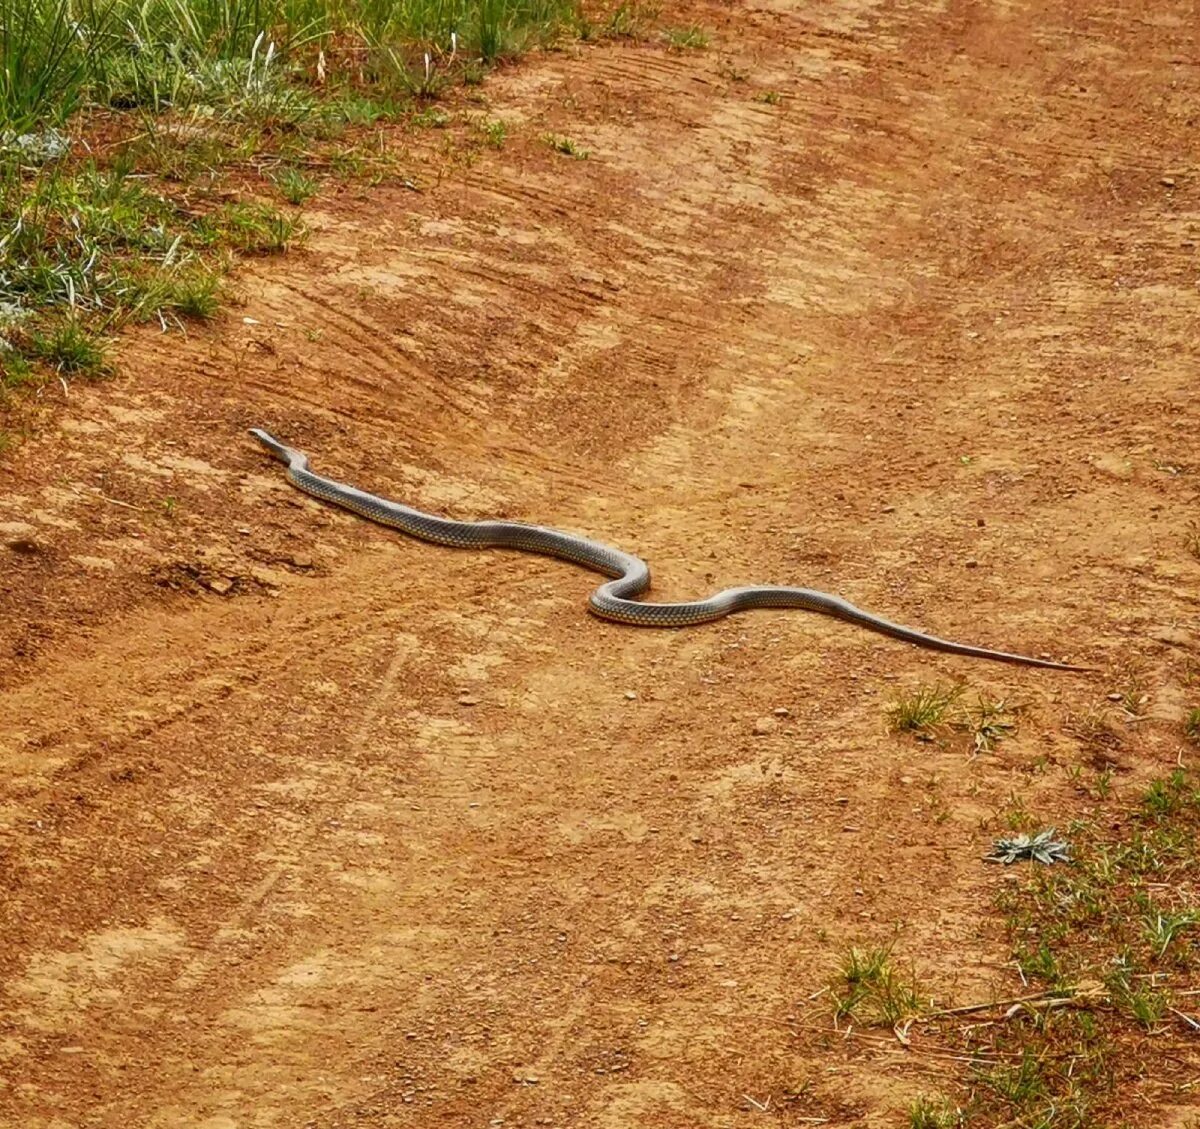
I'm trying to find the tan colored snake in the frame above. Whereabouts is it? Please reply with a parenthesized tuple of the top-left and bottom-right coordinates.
(252, 429, 1089, 671)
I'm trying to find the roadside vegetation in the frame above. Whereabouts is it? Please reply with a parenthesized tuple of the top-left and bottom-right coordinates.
(0, 0, 657, 443)
(827, 760, 1200, 1128)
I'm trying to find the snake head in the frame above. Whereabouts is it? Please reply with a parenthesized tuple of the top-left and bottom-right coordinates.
(250, 428, 297, 465)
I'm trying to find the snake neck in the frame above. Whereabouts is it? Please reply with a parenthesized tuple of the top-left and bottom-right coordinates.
(251, 429, 310, 472)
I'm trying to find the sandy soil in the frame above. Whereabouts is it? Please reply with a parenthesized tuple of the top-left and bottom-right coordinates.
(2, 1, 1198, 1125)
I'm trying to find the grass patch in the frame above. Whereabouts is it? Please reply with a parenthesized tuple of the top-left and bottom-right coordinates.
(545, 132, 588, 159)
(886, 683, 964, 734)
(1186, 706, 1200, 745)
(0, 0, 603, 450)
(816, 771, 1200, 1126)
(907, 1095, 963, 1128)
(478, 117, 507, 148)
(833, 944, 924, 1027)
(663, 24, 708, 50)
(28, 319, 109, 375)
(271, 166, 318, 204)
(887, 685, 1021, 755)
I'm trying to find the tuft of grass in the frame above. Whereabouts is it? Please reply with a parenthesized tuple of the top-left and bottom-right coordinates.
(664, 24, 708, 50)
(1141, 905, 1199, 960)
(271, 166, 318, 205)
(544, 132, 588, 159)
(200, 201, 302, 254)
(0, 0, 588, 437)
(478, 117, 507, 148)
(886, 683, 963, 734)
(908, 1095, 963, 1129)
(1142, 768, 1195, 820)
(29, 320, 109, 376)
(755, 90, 781, 105)
(833, 944, 923, 1026)
(168, 268, 221, 319)
(1185, 706, 1200, 744)
(966, 697, 1017, 754)
(413, 104, 450, 129)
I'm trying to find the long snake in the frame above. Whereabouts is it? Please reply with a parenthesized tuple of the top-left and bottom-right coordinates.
(251, 430, 1089, 672)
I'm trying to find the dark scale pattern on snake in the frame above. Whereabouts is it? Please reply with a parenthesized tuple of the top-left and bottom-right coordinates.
(252, 430, 1090, 672)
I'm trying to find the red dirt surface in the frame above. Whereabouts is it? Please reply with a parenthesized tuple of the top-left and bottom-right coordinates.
(2, 2, 1198, 1125)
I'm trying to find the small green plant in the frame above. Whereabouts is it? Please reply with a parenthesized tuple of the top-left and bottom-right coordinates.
(545, 133, 589, 159)
(271, 167, 318, 205)
(1017, 940, 1065, 985)
(833, 944, 923, 1026)
(479, 118, 507, 148)
(201, 202, 301, 254)
(602, 1, 647, 39)
(1186, 707, 1200, 744)
(29, 320, 108, 376)
(1142, 906, 1199, 959)
(755, 90, 781, 105)
(886, 684, 963, 734)
(413, 105, 450, 129)
(908, 1095, 962, 1129)
(1003, 791, 1033, 831)
(1142, 769, 1193, 820)
(973, 1052, 1047, 1109)
(1106, 965, 1168, 1028)
(664, 25, 709, 50)
(966, 697, 1017, 754)
(168, 269, 221, 319)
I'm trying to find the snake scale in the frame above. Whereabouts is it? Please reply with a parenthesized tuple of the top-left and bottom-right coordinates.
(252, 430, 1089, 672)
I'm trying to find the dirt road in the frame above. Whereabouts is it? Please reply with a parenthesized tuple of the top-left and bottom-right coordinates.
(2, 2, 1198, 1125)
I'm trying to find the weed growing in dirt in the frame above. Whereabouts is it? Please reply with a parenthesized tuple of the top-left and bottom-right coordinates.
(833, 945, 924, 1026)
(28, 319, 109, 375)
(886, 684, 964, 734)
(545, 133, 589, 159)
(1185, 707, 1200, 745)
(663, 25, 709, 50)
(907, 1096, 963, 1128)
(887, 686, 1023, 756)
(814, 770, 1200, 1127)
(272, 166, 318, 204)
(478, 118, 507, 148)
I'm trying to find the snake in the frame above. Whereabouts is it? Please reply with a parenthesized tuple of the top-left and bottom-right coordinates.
(251, 429, 1089, 672)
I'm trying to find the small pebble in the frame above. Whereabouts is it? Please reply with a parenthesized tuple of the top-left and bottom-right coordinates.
(752, 716, 776, 735)
(458, 694, 480, 706)
(624, 690, 637, 700)
(772, 706, 790, 717)
(881, 505, 896, 514)
(1161, 176, 1176, 187)
(965, 558, 979, 569)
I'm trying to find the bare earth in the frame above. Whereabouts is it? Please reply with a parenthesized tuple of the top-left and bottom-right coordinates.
(2, 2, 1198, 1125)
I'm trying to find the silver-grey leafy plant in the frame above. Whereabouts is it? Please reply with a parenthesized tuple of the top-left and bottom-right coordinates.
(986, 828, 1072, 865)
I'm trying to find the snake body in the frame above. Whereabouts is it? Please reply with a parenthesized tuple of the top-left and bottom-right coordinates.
(251, 429, 1088, 672)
